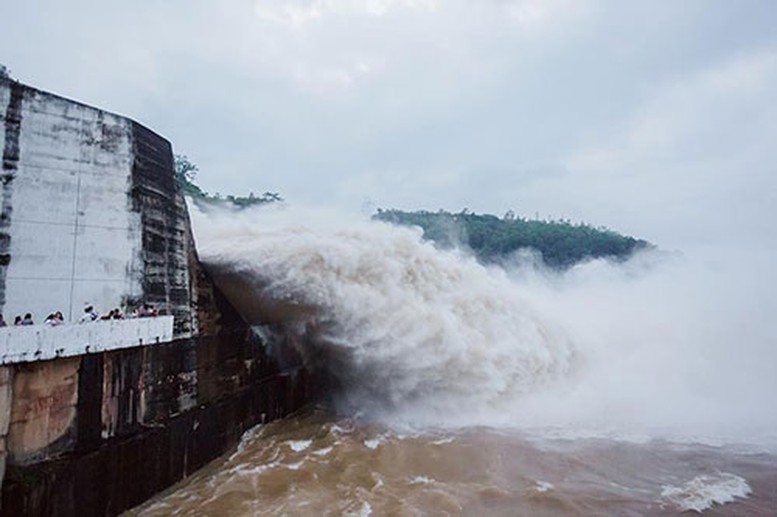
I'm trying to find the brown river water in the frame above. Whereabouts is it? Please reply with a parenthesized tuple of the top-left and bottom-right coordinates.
(130, 409, 777, 516)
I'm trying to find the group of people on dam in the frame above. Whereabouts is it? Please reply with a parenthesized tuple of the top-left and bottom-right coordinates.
(0, 303, 159, 328)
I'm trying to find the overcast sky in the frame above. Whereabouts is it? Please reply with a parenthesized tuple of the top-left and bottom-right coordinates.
(3, 0, 776, 250)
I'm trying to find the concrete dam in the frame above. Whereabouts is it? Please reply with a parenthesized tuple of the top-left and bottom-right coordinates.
(0, 76, 311, 515)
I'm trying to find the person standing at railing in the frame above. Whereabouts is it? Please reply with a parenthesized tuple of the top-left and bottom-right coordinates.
(0, 314, 6, 327)
(79, 305, 99, 323)
(138, 303, 158, 318)
(21, 313, 34, 326)
(45, 312, 64, 326)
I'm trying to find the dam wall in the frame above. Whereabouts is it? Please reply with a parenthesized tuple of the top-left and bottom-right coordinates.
(0, 77, 310, 515)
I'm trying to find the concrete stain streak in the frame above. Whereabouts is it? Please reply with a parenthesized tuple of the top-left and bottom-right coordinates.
(0, 80, 22, 313)
(130, 122, 194, 337)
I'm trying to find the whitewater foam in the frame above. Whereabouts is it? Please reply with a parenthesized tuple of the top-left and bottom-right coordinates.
(661, 472, 752, 513)
(312, 446, 333, 456)
(363, 437, 383, 450)
(287, 439, 313, 452)
(533, 481, 554, 493)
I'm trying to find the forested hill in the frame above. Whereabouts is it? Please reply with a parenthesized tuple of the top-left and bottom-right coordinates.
(373, 209, 652, 269)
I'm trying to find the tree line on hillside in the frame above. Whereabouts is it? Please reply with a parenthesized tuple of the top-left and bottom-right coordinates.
(175, 155, 282, 208)
(373, 209, 651, 268)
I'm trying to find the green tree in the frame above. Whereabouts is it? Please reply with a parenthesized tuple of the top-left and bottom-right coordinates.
(173, 154, 283, 208)
(174, 155, 198, 184)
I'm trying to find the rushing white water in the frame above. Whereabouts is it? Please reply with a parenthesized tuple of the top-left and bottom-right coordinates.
(192, 205, 777, 447)
(194, 205, 574, 416)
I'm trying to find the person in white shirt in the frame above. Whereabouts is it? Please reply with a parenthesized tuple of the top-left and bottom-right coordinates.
(79, 305, 99, 323)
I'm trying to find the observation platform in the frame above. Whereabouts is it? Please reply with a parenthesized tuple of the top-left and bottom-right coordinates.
(0, 316, 174, 365)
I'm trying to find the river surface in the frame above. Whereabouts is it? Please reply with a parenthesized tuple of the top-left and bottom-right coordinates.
(130, 409, 776, 516)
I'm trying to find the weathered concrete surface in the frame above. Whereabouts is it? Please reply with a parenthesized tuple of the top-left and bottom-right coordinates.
(0, 78, 315, 515)
(0, 367, 11, 493)
(130, 122, 195, 338)
(0, 78, 201, 339)
(7, 358, 80, 465)
(0, 77, 142, 325)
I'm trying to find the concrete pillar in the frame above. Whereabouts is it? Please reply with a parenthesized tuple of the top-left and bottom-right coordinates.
(7, 358, 80, 465)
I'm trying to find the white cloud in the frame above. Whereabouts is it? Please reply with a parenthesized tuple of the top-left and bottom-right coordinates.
(504, 0, 587, 31)
(568, 50, 777, 172)
(254, 0, 440, 26)
(556, 48, 777, 247)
